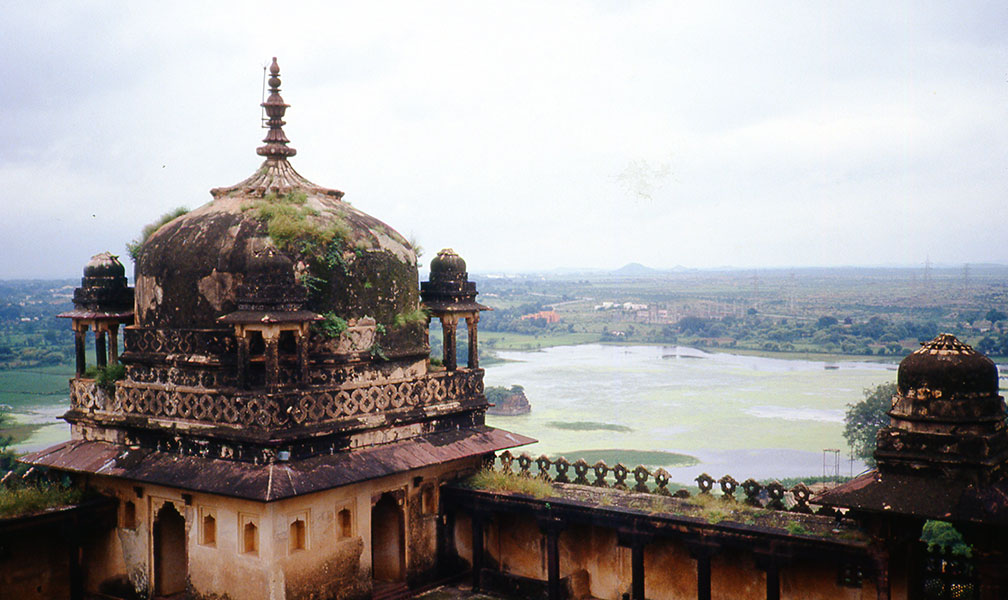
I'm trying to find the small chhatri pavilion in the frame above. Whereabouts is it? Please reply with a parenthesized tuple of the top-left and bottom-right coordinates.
(24, 58, 531, 600)
(58, 252, 134, 377)
(817, 333, 1008, 599)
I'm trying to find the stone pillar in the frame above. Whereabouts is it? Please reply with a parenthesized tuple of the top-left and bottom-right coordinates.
(237, 333, 249, 389)
(95, 329, 107, 368)
(618, 530, 651, 600)
(442, 315, 458, 371)
(975, 550, 1008, 600)
(961, 524, 1008, 600)
(466, 314, 479, 369)
(471, 512, 484, 592)
(64, 511, 83, 600)
(870, 545, 890, 600)
(108, 325, 119, 365)
(907, 541, 925, 600)
(688, 542, 718, 600)
(631, 540, 645, 600)
(539, 518, 566, 600)
(297, 328, 310, 386)
(265, 330, 279, 391)
(73, 326, 87, 377)
(755, 556, 780, 600)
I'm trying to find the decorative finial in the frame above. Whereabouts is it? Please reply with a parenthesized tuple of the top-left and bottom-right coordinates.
(257, 57, 297, 160)
(211, 58, 344, 199)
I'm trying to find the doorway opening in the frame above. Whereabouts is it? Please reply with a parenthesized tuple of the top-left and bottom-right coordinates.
(153, 502, 187, 597)
(371, 492, 405, 583)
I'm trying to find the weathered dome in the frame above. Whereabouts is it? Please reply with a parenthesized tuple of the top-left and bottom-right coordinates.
(421, 248, 488, 313)
(84, 251, 127, 279)
(134, 59, 420, 339)
(430, 248, 466, 277)
(895, 333, 1000, 418)
(875, 333, 1008, 481)
(73, 251, 133, 313)
(817, 333, 1008, 521)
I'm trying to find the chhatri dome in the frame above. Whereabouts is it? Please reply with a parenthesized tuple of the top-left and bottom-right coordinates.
(25, 57, 527, 600)
(136, 58, 420, 337)
(29, 56, 525, 500)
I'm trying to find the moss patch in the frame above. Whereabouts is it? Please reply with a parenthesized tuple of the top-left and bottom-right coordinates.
(127, 206, 189, 260)
(393, 308, 429, 329)
(467, 468, 554, 499)
(243, 191, 349, 257)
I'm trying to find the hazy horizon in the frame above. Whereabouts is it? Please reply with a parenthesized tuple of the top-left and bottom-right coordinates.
(2, 2, 1006, 278)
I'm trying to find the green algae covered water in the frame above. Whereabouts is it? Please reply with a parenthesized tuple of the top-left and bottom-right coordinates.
(484, 344, 899, 483)
(3, 345, 921, 483)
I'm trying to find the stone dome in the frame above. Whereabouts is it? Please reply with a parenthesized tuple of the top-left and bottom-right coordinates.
(430, 248, 467, 277)
(876, 333, 1008, 480)
(73, 252, 133, 313)
(134, 59, 420, 341)
(84, 251, 127, 279)
(893, 333, 1001, 421)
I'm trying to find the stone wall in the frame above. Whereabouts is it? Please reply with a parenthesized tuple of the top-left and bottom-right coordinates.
(448, 487, 881, 600)
(83, 455, 483, 600)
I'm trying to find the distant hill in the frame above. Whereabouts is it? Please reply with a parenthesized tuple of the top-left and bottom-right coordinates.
(612, 262, 655, 276)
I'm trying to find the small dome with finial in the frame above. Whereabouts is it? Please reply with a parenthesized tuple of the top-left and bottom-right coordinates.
(875, 333, 1008, 479)
(897, 333, 999, 400)
(73, 252, 133, 313)
(134, 58, 420, 348)
(430, 248, 467, 277)
(83, 251, 127, 279)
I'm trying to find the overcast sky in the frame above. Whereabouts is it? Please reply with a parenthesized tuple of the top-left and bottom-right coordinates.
(1, 2, 1006, 278)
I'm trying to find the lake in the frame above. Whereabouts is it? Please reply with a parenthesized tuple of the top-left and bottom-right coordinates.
(4, 345, 912, 484)
(484, 344, 899, 483)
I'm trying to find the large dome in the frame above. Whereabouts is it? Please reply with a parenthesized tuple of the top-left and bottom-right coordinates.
(134, 59, 420, 338)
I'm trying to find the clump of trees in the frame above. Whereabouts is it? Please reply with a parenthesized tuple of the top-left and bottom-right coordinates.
(648, 313, 940, 356)
(843, 382, 897, 465)
(484, 385, 525, 406)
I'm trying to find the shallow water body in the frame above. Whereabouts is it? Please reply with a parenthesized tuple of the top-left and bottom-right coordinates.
(6, 345, 993, 484)
(484, 344, 899, 482)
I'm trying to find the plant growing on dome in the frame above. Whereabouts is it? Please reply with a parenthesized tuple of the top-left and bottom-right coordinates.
(126, 206, 189, 260)
(243, 191, 354, 304)
(393, 308, 429, 329)
(315, 312, 348, 338)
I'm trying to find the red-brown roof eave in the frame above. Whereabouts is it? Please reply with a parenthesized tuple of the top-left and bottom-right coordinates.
(813, 469, 1008, 525)
(20, 426, 535, 502)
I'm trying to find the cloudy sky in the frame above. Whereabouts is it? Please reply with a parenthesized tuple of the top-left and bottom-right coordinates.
(1, 2, 1006, 278)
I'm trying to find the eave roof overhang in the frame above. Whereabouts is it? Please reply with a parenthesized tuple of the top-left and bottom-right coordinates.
(21, 426, 534, 502)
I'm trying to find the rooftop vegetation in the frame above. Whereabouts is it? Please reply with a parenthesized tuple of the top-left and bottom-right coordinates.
(0, 480, 84, 519)
(0, 406, 84, 518)
(126, 206, 189, 260)
(83, 362, 126, 394)
(467, 468, 554, 499)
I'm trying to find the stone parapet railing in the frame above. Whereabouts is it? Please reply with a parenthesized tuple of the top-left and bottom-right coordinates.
(493, 450, 841, 516)
(123, 328, 235, 357)
(69, 368, 484, 430)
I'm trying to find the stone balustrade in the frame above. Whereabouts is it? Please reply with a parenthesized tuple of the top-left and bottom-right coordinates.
(493, 450, 840, 516)
(69, 368, 484, 430)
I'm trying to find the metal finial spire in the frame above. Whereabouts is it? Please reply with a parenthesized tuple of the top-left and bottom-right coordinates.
(256, 57, 296, 160)
(212, 58, 343, 199)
